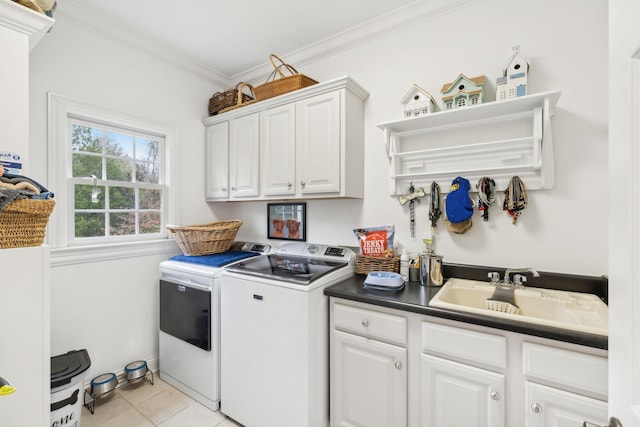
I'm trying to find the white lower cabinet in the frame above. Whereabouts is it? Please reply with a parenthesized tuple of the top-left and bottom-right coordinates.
(523, 341, 608, 427)
(525, 382, 608, 427)
(329, 298, 608, 427)
(330, 302, 408, 427)
(332, 330, 407, 427)
(420, 354, 505, 427)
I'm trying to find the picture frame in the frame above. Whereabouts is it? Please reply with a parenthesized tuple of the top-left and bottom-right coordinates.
(267, 202, 306, 241)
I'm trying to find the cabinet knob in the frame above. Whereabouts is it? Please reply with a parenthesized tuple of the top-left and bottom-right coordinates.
(301, 181, 306, 187)
(394, 361, 402, 370)
(490, 391, 500, 401)
(287, 182, 292, 188)
(361, 320, 369, 327)
(231, 186, 236, 191)
(531, 403, 542, 414)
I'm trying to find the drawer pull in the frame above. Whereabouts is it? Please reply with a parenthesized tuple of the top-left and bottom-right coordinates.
(394, 361, 402, 370)
(531, 403, 542, 414)
(490, 391, 500, 401)
(362, 320, 369, 327)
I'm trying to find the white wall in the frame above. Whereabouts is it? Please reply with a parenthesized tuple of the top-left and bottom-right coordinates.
(219, 0, 609, 277)
(28, 15, 225, 377)
(29, 0, 608, 378)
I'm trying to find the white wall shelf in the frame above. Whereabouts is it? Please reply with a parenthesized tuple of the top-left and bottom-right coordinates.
(377, 90, 561, 195)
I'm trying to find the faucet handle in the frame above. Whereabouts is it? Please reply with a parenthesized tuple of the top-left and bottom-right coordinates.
(488, 272, 501, 284)
(513, 274, 527, 287)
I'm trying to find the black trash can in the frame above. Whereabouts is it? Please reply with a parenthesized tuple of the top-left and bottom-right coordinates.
(50, 349, 91, 427)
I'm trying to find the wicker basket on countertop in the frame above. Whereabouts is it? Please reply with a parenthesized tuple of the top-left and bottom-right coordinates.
(355, 254, 400, 275)
(167, 220, 243, 255)
(0, 198, 55, 249)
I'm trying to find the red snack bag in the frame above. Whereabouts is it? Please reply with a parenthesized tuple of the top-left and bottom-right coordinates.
(353, 226, 395, 257)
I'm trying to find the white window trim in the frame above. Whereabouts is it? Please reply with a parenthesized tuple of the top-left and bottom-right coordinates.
(48, 93, 178, 265)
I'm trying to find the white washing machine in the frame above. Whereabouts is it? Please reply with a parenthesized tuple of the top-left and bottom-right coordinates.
(158, 241, 270, 410)
(220, 242, 355, 427)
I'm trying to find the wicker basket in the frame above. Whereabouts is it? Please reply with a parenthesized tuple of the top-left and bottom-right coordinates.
(167, 220, 243, 256)
(355, 255, 400, 275)
(0, 198, 55, 249)
(252, 54, 318, 101)
(217, 83, 258, 114)
(208, 83, 255, 116)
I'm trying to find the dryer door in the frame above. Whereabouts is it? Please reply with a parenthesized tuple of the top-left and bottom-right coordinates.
(160, 279, 211, 351)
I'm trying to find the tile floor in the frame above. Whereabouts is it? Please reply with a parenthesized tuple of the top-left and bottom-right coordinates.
(81, 374, 242, 427)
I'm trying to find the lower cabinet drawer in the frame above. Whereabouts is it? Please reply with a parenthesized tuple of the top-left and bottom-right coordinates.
(333, 302, 407, 345)
(522, 342, 608, 399)
(421, 321, 507, 369)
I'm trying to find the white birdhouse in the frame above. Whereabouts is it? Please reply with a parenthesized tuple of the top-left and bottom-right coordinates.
(400, 84, 437, 118)
(496, 47, 530, 101)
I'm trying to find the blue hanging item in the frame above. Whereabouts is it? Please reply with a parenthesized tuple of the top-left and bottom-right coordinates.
(445, 177, 473, 223)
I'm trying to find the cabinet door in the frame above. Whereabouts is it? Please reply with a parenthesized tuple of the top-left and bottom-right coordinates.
(229, 113, 259, 198)
(205, 122, 229, 200)
(525, 382, 608, 427)
(331, 329, 407, 427)
(297, 90, 341, 195)
(420, 354, 505, 427)
(260, 104, 296, 196)
(0, 247, 49, 427)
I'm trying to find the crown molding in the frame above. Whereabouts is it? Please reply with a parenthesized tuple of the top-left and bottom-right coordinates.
(55, 0, 229, 87)
(55, 0, 479, 87)
(232, 0, 481, 84)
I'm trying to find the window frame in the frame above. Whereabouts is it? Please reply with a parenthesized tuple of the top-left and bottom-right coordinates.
(48, 93, 177, 263)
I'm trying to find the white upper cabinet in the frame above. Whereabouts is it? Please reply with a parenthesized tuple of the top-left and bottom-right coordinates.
(228, 113, 260, 199)
(203, 76, 368, 202)
(205, 122, 229, 199)
(296, 90, 341, 195)
(260, 103, 296, 196)
(377, 91, 561, 196)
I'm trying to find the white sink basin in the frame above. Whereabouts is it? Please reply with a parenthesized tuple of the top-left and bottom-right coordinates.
(429, 278, 608, 336)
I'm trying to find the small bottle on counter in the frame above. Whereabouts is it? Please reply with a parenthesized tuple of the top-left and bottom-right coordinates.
(400, 249, 409, 282)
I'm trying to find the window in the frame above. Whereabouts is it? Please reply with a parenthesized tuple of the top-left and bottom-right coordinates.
(48, 93, 176, 254)
(70, 120, 164, 239)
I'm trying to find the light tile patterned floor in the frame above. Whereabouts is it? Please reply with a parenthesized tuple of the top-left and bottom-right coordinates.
(81, 375, 242, 427)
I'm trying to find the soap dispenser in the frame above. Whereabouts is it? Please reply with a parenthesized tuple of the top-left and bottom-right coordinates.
(400, 249, 409, 282)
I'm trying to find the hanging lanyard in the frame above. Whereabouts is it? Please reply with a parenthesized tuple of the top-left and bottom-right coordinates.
(476, 177, 496, 221)
(429, 181, 441, 230)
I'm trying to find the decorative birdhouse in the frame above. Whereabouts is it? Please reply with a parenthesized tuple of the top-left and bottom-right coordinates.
(400, 84, 437, 118)
(496, 46, 530, 101)
(440, 74, 486, 110)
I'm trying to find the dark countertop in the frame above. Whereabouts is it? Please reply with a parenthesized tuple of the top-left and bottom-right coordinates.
(324, 263, 608, 350)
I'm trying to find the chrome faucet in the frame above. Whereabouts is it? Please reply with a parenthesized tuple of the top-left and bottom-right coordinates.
(504, 268, 540, 287)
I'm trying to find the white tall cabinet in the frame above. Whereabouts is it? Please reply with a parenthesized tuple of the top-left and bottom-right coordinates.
(0, 1, 53, 426)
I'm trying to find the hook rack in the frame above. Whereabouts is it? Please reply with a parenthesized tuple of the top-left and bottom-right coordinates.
(378, 90, 561, 195)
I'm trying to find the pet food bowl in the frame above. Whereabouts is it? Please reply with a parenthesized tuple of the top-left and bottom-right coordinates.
(124, 360, 148, 381)
(90, 373, 117, 396)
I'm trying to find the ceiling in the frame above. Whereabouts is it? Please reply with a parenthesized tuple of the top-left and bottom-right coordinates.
(54, 0, 464, 83)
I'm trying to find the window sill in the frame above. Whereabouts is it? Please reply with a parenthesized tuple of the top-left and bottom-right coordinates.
(50, 239, 179, 267)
